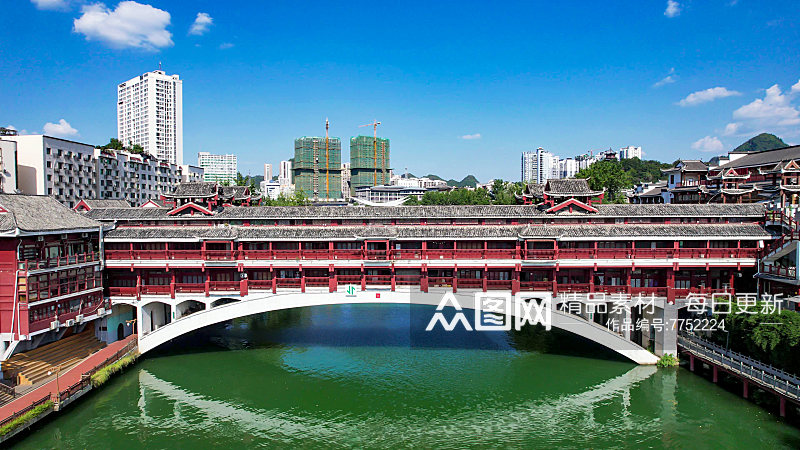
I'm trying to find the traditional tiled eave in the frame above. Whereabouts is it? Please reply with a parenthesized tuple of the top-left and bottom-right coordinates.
(103, 223, 773, 242)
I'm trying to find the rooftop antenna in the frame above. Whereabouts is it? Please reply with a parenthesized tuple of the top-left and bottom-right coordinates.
(158, 61, 162, 70)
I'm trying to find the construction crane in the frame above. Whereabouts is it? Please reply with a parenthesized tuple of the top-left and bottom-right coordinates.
(359, 120, 381, 185)
(325, 118, 330, 199)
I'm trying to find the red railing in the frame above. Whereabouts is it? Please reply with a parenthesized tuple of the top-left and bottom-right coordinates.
(595, 285, 629, 294)
(365, 250, 389, 260)
(275, 278, 301, 288)
(760, 264, 797, 279)
(336, 275, 362, 285)
(302, 250, 331, 260)
(558, 283, 592, 293)
(175, 283, 205, 293)
(141, 284, 170, 295)
(393, 249, 423, 259)
(487, 279, 512, 290)
(395, 275, 421, 285)
(457, 278, 483, 288)
(520, 280, 554, 291)
(108, 286, 137, 297)
(630, 286, 669, 297)
(248, 280, 273, 290)
(364, 275, 391, 285)
(305, 277, 329, 287)
(524, 250, 556, 260)
(209, 280, 239, 291)
(428, 277, 454, 287)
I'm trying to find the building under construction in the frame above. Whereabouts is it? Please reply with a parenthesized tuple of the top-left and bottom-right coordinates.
(292, 136, 343, 200)
(350, 135, 390, 193)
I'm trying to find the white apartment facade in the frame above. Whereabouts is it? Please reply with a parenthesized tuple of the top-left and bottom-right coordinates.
(198, 152, 237, 184)
(117, 70, 184, 165)
(0, 139, 18, 193)
(96, 149, 203, 205)
(260, 180, 281, 200)
(559, 158, 578, 179)
(390, 174, 448, 189)
(2, 135, 97, 207)
(619, 146, 642, 160)
(264, 163, 273, 181)
(521, 148, 557, 184)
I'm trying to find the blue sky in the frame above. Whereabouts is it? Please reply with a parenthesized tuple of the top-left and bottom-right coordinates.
(2, 0, 800, 181)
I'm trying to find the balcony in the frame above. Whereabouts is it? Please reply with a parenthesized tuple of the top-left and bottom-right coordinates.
(19, 251, 101, 272)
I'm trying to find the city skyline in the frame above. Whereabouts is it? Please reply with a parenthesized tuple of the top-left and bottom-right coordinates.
(2, 1, 800, 182)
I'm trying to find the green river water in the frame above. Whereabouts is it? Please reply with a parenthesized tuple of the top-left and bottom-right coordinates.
(10, 304, 800, 449)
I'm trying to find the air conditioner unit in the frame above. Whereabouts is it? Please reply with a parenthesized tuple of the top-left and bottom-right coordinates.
(75, 314, 84, 323)
(49, 320, 60, 330)
(97, 308, 106, 316)
(64, 319, 75, 327)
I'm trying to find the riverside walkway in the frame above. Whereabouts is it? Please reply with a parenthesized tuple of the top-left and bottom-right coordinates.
(678, 332, 800, 417)
(0, 334, 137, 420)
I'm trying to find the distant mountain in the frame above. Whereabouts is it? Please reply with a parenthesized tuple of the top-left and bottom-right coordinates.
(421, 174, 479, 188)
(733, 133, 788, 153)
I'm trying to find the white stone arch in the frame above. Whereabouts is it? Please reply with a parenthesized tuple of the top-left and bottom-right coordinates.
(134, 290, 659, 364)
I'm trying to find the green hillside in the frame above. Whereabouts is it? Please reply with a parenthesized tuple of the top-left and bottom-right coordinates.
(733, 133, 788, 153)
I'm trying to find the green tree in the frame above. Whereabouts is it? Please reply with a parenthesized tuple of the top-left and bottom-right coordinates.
(575, 160, 633, 203)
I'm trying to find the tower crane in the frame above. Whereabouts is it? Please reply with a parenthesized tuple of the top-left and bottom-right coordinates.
(359, 120, 381, 185)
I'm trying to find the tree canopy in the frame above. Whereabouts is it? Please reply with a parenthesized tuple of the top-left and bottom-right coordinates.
(575, 160, 632, 203)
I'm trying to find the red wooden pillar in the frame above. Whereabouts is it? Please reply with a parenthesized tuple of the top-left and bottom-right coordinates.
(689, 354, 695, 372)
(237, 241, 243, 260)
(129, 242, 134, 259)
(712, 365, 718, 383)
(204, 271, 210, 297)
(421, 265, 429, 293)
(589, 267, 595, 293)
(271, 267, 277, 294)
(483, 240, 488, 259)
(422, 241, 428, 259)
(453, 266, 458, 293)
(515, 241, 521, 260)
(743, 380, 749, 399)
(135, 269, 141, 300)
(300, 266, 305, 293)
(240, 267, 248, 296)
(329, 241, 334, 260)
(667, 268, 675, 304)
(164, 242, 169, 260)
(780, 397, 787, 418)
(170, 271, 175, 299)
(511, 263, 520, 294)
(329, 265, 336, 293)
(201, 241, 207, 260)
(361, 265, 366, 291)
(482, 267, 488, 292)
(391, 266, 396, 291)
(298, 242, 303, 260)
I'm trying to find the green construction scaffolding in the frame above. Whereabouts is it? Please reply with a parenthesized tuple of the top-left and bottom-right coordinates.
(350, 135, 390, 193)
(292, 136, 343, 200)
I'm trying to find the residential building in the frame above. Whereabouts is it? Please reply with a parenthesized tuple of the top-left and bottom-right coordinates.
(353, 185, 426, 203)
(95, 148, 201, 205)
(279, 160, 292, 185)
(662, 160, 710, 203)
(117, 69, 183, 164)
(350, 135, 390, 192)
(391, 174, 448, 189)
(198, 152, 237, 184)
(559, 158, 578, 179)
(341, 162, 351, 200)
(1, 135, 97, 207)
(264, 163, 273, 181)
(521, 148, 556, 184)
(0, 138, 18, 193)
(180, 164, 205, 183)
(293, 136, 343, 200)
(260, 180, 281, 200)
(619, 146, 643, 160)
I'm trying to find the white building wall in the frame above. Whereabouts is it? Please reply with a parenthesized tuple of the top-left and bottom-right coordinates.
(117, 70, 183, 165)
(198, 152, 237, 184)
(0, 140, 18, 194)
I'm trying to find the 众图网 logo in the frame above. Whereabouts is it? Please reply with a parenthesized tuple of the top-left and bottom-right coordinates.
(425, 292, 552, 331)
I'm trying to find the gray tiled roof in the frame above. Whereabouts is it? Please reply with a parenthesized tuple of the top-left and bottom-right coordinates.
(165, 182, 218, 198)
(717, 145, 800, 170)
(543, 179, 603, 196)
(85, 203, 766, 222)
(81, 199, 131, 208)
(104, 222, 772, 241)
(0, 194, 101, 233)
(220, 186, 250, 200)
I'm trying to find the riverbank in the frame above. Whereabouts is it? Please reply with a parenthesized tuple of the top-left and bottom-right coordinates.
(0, 334, 138, 443)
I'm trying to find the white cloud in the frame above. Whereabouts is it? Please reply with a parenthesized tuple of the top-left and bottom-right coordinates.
(31, 0, 69, 10)
(664, 0, 681, 18)
(792, 79, 800, 95)
(678, 87, 741, 106)
(189, 12, 212, 35)
(723, 122, 741, 136)
(653, 68, 676, 88)
(43, 119, 78, 137)
(692, 136, 724, 152)
(219, 42, 234, 49)
(460, 133, 481, 140)
(73, 1, 173, 51)
(732, 83, 800, 127)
